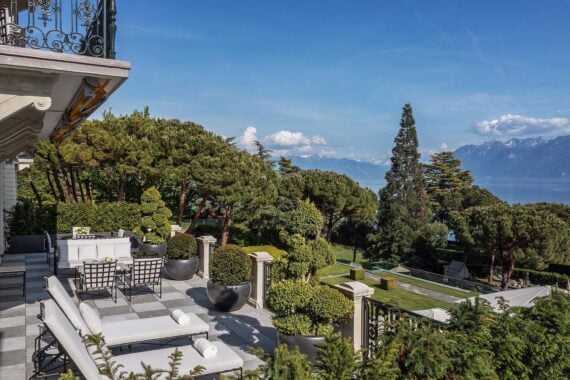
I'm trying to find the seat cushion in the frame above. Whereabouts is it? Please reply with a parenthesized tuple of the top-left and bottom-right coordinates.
(117, 341, 243, 376)
(115, 242, 132, 259)
(79, 302, 102, 334)
(78, 245, 97, 261)
(97, 244, 115, 260)
(102, 314, 209, 346)
(45, 276, 90, 335)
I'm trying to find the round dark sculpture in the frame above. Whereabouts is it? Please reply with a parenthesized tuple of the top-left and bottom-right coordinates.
(164, 256, 199, 281)
(206, 281, 251, 312)
(139, 242, 167, 256)
(277, 332, 326, 363)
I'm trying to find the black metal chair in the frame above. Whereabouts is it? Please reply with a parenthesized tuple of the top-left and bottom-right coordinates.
(77, 261, 118, 302)
(121, 258, 163, 301)
(44, 232, 55, 266)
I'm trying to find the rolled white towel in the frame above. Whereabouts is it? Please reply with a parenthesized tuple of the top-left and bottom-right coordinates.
(194, 338, 217, 358)
(171, 309, 190, 326)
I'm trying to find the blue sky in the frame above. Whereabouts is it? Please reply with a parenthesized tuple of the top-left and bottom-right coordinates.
(96, 0, 570, 162)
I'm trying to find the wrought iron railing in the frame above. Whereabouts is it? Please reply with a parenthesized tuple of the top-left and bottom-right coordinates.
(263, 261, 272, 303)
(362, 297, 445, 359)
(0, 0, 116, 58)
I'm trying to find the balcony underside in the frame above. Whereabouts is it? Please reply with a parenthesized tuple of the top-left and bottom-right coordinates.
(0, 44, 130, 159)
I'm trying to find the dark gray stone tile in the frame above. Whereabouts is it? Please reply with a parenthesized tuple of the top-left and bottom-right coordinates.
(136, 309, 171, 318)
(98, 305, 132, 317)
(0, 349, 26, 366)
(161, 299, 194, 309)
(129, 294, 159, 304)
(0, 326, 25, 338)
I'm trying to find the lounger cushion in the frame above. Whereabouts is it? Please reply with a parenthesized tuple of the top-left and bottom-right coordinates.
(117, 341, 243, 376)
(80, 303, 102, 334)
(102, 313, 209, 346)
(42, 300, 106, 380)
(45, 276, 90, 335)
(79, 245, 97, 261)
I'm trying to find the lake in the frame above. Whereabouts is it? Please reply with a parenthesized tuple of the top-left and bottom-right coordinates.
(359, 178, 570, 205)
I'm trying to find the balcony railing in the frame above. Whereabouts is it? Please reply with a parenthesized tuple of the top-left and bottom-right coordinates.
(0, 0, 116, 58)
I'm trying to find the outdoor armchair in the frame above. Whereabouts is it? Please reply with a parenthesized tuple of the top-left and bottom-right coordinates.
(77, 260, 118, 302)
(120, 257, 164, 301)
(44, 276, 209, 346)
(44, 232, 55, 266)
(37, 299, 243, 379)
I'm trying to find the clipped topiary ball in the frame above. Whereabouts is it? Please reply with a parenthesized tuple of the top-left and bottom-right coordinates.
(210, 245, 252, 285)
(306, 285, 354, 326)
(166, 233, 198, 259)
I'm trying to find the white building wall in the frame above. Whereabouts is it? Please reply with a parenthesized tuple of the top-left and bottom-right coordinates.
(3, 160, 17, 211)
(0, 161, 5, 256)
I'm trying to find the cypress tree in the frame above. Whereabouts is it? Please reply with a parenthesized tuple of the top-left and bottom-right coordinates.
(372, 104, 432, 261)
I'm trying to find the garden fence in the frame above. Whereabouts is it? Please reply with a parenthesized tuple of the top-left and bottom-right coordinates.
(404, 267, 498, 294)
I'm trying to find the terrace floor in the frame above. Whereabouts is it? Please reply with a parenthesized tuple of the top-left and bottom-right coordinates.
(0, 252, 276, 379)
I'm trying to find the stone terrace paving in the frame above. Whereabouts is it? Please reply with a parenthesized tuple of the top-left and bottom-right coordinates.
(0, 252, 276, 379)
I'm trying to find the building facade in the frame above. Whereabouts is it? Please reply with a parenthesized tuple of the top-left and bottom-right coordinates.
(0, 0, 130, 255)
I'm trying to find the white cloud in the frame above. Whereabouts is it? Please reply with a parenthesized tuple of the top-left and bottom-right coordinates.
(439, 142, 449, 150)
(236, 126, 258, 149)
(473, 114, 570, 137)
(265, 130, 326, 147)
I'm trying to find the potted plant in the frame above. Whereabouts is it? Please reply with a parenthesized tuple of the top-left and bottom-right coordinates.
(206, 244, 252, 311)
(133, 187, 172, 256)
(267, 280, 354, 363)
(164, 233, 199, 280)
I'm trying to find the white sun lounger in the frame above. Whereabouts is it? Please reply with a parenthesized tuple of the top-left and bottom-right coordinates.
(40, 299, 243, 379)
(45, 275, 209, 346)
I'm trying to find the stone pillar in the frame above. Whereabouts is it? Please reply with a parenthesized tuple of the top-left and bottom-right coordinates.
(333, 281, 374, 351)
(248, 251, 273, 309)
(196, 235, 217, 279)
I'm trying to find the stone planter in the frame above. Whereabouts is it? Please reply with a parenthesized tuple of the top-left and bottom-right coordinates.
(278, 332, 325, 363)
(164, 256, 199, 281)
(139, 242, 167, 256)
(206, 281, 251, 312)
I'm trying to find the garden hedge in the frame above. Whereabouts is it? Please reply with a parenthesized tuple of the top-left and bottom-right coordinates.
(56, 202, 141, 233)
(512, 268, 569, 285)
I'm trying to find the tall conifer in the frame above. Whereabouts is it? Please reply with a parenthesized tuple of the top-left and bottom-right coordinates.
(372, 104, 432, 260)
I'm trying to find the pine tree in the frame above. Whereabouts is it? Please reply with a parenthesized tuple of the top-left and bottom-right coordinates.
(372, 104, 431, 261)
(425, 151, 473, 223)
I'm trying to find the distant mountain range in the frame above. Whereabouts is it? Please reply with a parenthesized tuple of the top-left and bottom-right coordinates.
(454, 136, 570, 179)
(290, 156, 387, 187)
(289, 135, 570, 190)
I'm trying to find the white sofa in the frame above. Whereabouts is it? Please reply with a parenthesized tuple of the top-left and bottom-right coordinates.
(56, 237, 132, 271)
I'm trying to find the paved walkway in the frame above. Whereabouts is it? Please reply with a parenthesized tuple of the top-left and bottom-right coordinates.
(0, 252, 276, 379)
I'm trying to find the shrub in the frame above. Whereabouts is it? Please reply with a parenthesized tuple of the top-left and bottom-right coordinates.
(316, 332, 360, 380)
(306, 285, 354, 326)
(166, 233, 198, 259)
(133, 187, 172, 245)
(56, 202, 141, 233)
(285, 200, 323, 238)
(267, 281, 353, 336)
(210, 245, 252, 285)
(241, 245, 288, 259)
(380, 277, 397, 290)
(548, 263, 570, 277)
(350, 268, 365, 280)
(272, 314, 313, 336)
(267, 280, 312, 315)
(512, 268, 568, 285)
(6, 200, 56, 235)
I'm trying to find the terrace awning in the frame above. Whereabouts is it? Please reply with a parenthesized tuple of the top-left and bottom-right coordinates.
(456, 286, 552, 311)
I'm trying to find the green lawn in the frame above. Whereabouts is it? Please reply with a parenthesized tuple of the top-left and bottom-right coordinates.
(321, 275, 455, 311)
(317, 263, 351, 277)
(382, 272, 476, 298)
(329, 243, 475, 298)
